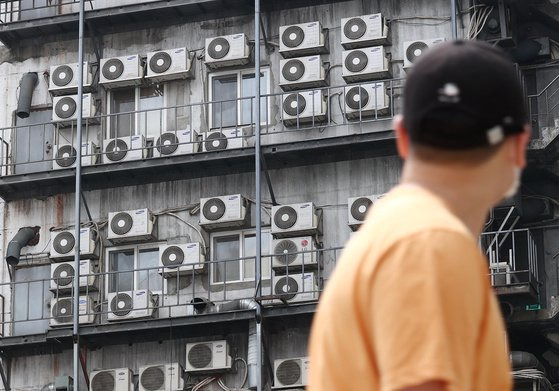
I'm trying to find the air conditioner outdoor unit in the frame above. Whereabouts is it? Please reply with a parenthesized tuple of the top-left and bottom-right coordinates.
(341, 13, 389, 49)
(403, 38, 445, 69)
(344, 82, 389, 120)
(279, 55, 327, 91)
(103, 135, 146, 163)
(50, 259, 97, 292)
(53, 142, 98, 170)
(49, 62, 92, 95)
(342, 46, 390, 83)
(203, 129, 247, 152)
(273, 357, 310, 389)
(199, 194, 247, 230)
(52, 93, 96, 123)
(108, 208, 156, 243)
(279, 21, 328, 58)
(281, 90, 327, 127)
(139, 363, 185, 391)
(49, 296, 95, 327)
(153, 129, 199, 158)
(185, 340, 232, 373)
(272, 272, 318, 304)
(159, 242, 205, 277)
(100, 54, 143, 88)
(90, 368, 134, 391)
(50, 227, 97, 260)
(146, 47, 194, 83)
(205, 34, 251, 69)
(271, 202, 320, 238)
(348, 195, 382, 229)
(107, 289, 155, 321)
(272, 236, 317, 270)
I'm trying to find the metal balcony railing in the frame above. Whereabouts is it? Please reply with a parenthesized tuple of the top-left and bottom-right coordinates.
(524, 64, 559, 140)
(0, 246, 343, 337)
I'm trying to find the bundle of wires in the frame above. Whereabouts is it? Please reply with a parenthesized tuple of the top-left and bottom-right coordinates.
(467, 5, 494, 39)
(512, 368, 555, 391)
(190, 358, 250, 391)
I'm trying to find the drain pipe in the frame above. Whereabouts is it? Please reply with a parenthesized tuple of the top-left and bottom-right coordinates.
(5, 227, 39, 266)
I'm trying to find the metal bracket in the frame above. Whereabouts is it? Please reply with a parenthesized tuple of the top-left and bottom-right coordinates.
(259, 15, 274, 54)
(0, 355, 10, 391)
(80, 191, 93, 222)
(85, 21, 102, 64)
(260, 155, 277, 206)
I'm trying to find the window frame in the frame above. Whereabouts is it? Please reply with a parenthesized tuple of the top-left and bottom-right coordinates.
(207, 67, 271, 130)
(209, 228, 272, 285)
(104, 242, 166, 297)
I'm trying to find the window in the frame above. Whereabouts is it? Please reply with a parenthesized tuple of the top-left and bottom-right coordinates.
(12, 265, 51, 336)
(211, 229, 271, 284)
(107, 86, 164, 138)
(106, 244, 163, 295)
(208, 69, 270, 129)
(14, 109, 54, 174)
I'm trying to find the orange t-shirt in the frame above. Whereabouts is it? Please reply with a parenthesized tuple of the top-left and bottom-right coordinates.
(308, 185, 511, 391)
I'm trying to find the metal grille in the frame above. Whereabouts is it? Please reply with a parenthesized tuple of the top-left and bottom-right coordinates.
(156, 132, 179, 155)
(350, 197, 373, 221)
(149, 52, 172, 73)
(55, 145, 77, 168)
(53, 231, 75, 254)
(55, 97, 77, 119)
(204, 132, 228, 151)
(282, 94, 306, 117)
(140, 366, 165, 391)
(53, 263, 74, 287)
(111, 212, 134, 235)
(282, 26, 305, 48)
(276, 360, 301, 385)
(344, 50, 368, 73)
(188, 344, 213, 368)
(91, 371, 116, 391)
(343, 18, 367, 40)
(52, 298, 73, 323)
(110, 293, 133, 317)
(207, 37, 230, 60)
(345, 87, 369, 110)
(52, 65, 74, 87)
(274, 239, 298, 265)
(275, 276, 299, 301)
(282, 59, 305, 81)
(105, 139, 128, 162)
(406, 41, 429, 64)
(274, 206, 298, 230)
(161, 246, 185, 267)
(202, 198, 226, 221)
(102, 59, 125, 80)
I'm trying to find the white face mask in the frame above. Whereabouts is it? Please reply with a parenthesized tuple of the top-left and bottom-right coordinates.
(503, 166, 521, 199)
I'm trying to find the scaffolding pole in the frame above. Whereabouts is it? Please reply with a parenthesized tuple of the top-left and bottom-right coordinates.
(73, 0, 85, 390)
(450, 0, 457, 39)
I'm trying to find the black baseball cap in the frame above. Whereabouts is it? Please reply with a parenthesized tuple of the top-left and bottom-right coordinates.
(403, 40, 527, 150)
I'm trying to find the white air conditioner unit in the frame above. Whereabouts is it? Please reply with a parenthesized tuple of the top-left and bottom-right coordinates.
(50, 259, 97, 292)
(49, 62, 92, 95)
(344, 82, 389, 120)
(279, 55, 327, 91)
(107, 289, 155, 321)
(52, 93, 96, 123)
(271, 202, 320, 238)
(103, 135, 146, 163)
(205, 34, 251, 69)
(139, 363, 185, 391)
(90, 368, 133, 391)
(108, 208, 155, 243)
(100, 54, 143, 88)
(342, 46, 390, 82)
(185, 340, 232, 373)
(159, 242, 205, 277)
(153, 129, 199, 158)
(274, 357, 310, 389)
(341, 13, 389, 49)
(272, 272, 318, 303)
(202, 129, 247, 152)
(272, 236, 317, 270)
(146, 47, 194, 83)
(53, 142, 98, 170)
(403, 38, 445, 69)
(281, 90, 327, 127)
(490, 262, 512, 286)
(279, 21, 327, 58)
(348, 195, 382, 229)
(49, 296, 95, 327)
(199, 194, 247, 230)
(50, 227, 97, 260)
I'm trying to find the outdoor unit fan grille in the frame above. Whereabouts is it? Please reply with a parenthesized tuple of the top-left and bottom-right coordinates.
(105, 139, 128, 161)
(161, 246, 185, 267)
(150, 52, 172, 73)
(53, 231, 75, 254)
(111, 212, 134, 235)
(275, 276, 299, 301)
(282, 59, 305, 81)
(204, 132, 228, 151)
(202, 198, 227, 221)
(208, 37, 230, 59)
(91, 372, 116, 391)
(110, 293, 133, 317)
(345, 87, 369, 110)
(283, 94, 306, 117)
(406, 41, 429, 63)
(344, 50, 368, 73)
(55, 97, 77, 119)
(52, 65, 74, 86)
(53, 263, 74, 287)
(103, 59, 125, 80)
(351, 197, 373, 221)
(282, 26, 305, 48)
(140, 366, 165, 391)
(156, 133, 179, 155)
(274, 239, 299, 265)
(188, 344, 213, 368)
(276, 360, 302, 386)
(55, 145, 77, 167)
(274, 206, 298, 230)
(52, 298, 73, 323)
(344, 18, 367, 40)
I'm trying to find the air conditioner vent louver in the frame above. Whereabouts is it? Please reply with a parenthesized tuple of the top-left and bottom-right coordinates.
(344, 18, 367, 40)
(52, 298, 73, 324)
(149, 52, 172, 73)
(52, 65, 73, 87)
(53, 231, 75, 254)
(202, 198, 226, 221)
(273, 239, 299, 265)
(406, 41, 428, 64)
(344, 50, 368, 73)
(276, 360, 302, 386)
(274, 206, 298, 230)
(110, 212, 134, 235)
(282, 25, 305, 48)
(140, 367, 165, 391)
(105, 139, 129, 162)
(55, 145, 77, 168)
(102, 58, 125, 80)
(282, 94, 306, 117)
(350, 197, 373, 221)
(91, 371, 115, 391)
(52, 263, 74, 286)
(161, 246, 184, 267)
(188, 344, 213, 368)
(55, 97, 77, 119)
(274, 276, 299, 301)
(207, 37, 230, 59)
(282, 59, 305, 81)
(110, 292, 133, 317)
(345, 87, 368, 110)
(156, 133, 179, 155)
(204, 132, 227, 151)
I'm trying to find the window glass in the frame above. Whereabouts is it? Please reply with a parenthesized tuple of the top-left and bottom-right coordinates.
(211, 75, 237, 128)
(241, 72, 268, 125)
(108, 249, 134, 292)
(110, 88, 135, 138)
(243, 232, 271, 280)
(13, 265, 50, 336)
(213, 235, 240, 283)
(138, 248, 162, 292)
(139, 86, 164, 138)
(14, 109, 54, 174)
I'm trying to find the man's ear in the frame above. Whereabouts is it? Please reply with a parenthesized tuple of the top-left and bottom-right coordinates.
(394, 115, 410, 159)
(513, 125, 531, 168)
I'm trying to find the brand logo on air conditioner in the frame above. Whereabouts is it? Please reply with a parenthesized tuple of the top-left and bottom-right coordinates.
(308, 56, 318, 61)
(79, 298, 87, 305)
(135, 291, 146, 296)
(131, 135, 141, 141)
(371, 47, 380, 52)
(300, 204, 310, 209)
(127, 56, 136, 61)
(369, 14, 380, 20)
(175, 49, 184, 54)
(135, 209, 145, 215)
(228, 195, 239, 201)
(233, 34, 243, 39)
(186, 244, 197, 249)
(307, 22, 317, 27)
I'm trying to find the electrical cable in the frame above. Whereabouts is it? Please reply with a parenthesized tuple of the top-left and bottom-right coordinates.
(160, 211, 207, 251)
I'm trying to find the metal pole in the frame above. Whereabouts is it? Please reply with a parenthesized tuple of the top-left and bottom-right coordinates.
(254, 0, 262, 390)
(73, 0, 85, 390)
(450, 0, 457, 39)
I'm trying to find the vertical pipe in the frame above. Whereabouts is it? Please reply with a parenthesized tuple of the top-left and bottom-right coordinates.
(73, 1, 85, 390)
(450, 0, 457, 39)
(254, 0, 262, 390)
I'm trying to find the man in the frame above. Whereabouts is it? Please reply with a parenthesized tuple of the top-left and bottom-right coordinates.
(308, 40, 530, 391)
